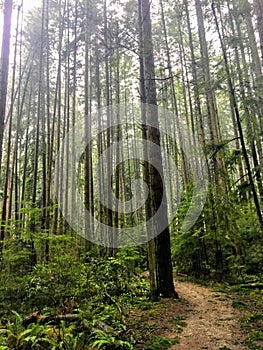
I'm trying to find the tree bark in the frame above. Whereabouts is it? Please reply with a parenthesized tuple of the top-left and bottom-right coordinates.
(0, 0, 13, 172)
(140, 0, 178, 298)
(254, 0, 263, 62)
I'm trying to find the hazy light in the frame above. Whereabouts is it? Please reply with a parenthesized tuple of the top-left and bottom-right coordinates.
(0, 0, 41, 48)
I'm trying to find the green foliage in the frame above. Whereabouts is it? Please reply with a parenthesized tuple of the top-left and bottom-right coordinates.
(231, 298, 247, 309)
(1, 0, 263, 347)
(172, 181, 263, 283)
(242, 331, 263, 350)
(145, 336, 179, 350)
(240, 313, 263, 349)
(26, 257, 92, 310)
(171, 316, 187, 333)
(92, 329, 133, 349)
(0, 312, 90, 349)
(0, 311, 57, 349)
(0, 236, 149, 349)
(241, 313, 263, 330)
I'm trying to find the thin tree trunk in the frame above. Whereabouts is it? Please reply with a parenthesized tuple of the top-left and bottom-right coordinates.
(212, 1, 263, 227)
(254, 0, 263, 62)
(103, 0, 113, 249)
(52, 0, 65, 236)
(84, 0, 94, 249)
(184, 0, 205, 148)
(30, 0, 46, 267)
(0, 0, 13, 172)
(1, 5, 21, 238)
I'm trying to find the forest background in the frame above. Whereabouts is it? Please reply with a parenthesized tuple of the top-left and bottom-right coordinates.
(0, 0, 262, 348)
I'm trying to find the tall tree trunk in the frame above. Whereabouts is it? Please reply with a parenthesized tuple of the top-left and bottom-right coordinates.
(212, 1, 263, 228)
(113, 23, 122, 251)
(195, 0, 219, 145)
(20, 84, 33, 228)
(52, 0, 65, 236)
(1, 5, 20, 244)
(30, 0, 46, 267)
(254, 0, 263, 62)
(0, 0, 13, 172)
(84, 0, 94, 249)
(159, 0, 188, 186)
(138, 0, 157, 298)
(139, 0, 178, 298)
(103, 0, 113, 250)
(184, 0, 205, 148)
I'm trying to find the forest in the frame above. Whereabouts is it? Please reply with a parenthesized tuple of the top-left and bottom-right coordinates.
(0, 0, 262, 348)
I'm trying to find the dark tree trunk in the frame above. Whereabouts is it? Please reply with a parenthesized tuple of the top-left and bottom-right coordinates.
(139, 0, 178, 298)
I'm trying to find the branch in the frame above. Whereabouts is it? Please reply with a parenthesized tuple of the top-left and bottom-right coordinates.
(209, 136, 240, 159)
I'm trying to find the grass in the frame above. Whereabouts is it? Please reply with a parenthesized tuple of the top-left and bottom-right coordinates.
(232, 298, 247, 309)
(145, 336, 180, 350)
(240, 312, 263, 349)
(171, 316, 187, 333)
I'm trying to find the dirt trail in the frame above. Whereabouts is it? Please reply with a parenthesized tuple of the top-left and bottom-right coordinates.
(131, 281, 251, 349)
(164, 281, 248, 349)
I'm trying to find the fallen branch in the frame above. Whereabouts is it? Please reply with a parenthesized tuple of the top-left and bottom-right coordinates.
(239, 283, 263, 289)
(22, 312, 80, 327)
(22, 312, 116, 334)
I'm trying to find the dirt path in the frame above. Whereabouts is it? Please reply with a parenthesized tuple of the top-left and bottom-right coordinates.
(132, 281, 251, 349)
(165, 281, 248, 349)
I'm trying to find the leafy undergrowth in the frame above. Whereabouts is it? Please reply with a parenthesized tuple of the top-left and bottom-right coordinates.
(0, 237, 185, 350)
(0, 247, 147, 349)
(0, 246, 185, 350)
(229, 286, 263, 350)
(0, 239, 262, 350)
(125, 293, 188, 349)
(214, 281, 263, 350)
(145, 336, 180, 350)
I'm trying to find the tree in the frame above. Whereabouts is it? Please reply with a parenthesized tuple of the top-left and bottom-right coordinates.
(211, 1, 263, 228)
(254, 0, 263, 61)
(139, 0, 177, 298)
(0, 0, 13, 171)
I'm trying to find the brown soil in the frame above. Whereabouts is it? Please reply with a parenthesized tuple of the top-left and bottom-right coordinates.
(167, 281, 248, 349)
(130, 281, 252, 349)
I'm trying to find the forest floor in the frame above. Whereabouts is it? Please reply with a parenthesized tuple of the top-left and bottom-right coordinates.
(129, 280, 263, 350)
